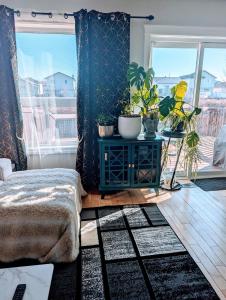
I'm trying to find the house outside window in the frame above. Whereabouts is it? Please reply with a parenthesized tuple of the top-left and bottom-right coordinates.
(16, 32, 77, 154)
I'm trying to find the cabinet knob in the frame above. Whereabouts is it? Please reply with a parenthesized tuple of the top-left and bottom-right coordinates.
(128, 163, 131, 168)
(104, 153, 108, 161)
(132, 164, 135, 168)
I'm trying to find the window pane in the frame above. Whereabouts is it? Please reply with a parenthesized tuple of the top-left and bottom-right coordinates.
(151, 47, 198, 174)
(152, 47, 197, 104)
(197, 48, 226, 171)
(16, 33, 77, 153)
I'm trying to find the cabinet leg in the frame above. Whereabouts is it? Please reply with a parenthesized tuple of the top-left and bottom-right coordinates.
(101, 193, 105, 200)
(154, 188, 159, 196)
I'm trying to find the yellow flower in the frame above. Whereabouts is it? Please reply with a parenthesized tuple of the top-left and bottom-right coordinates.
(175, 81, 187, 99)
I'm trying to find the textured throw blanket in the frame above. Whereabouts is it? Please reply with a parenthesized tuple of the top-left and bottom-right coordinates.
(0, 168, 86, 263)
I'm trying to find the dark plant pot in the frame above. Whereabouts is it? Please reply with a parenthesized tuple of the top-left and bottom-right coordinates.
(142, 117, 159, 139)
(172, 121, 184, 132)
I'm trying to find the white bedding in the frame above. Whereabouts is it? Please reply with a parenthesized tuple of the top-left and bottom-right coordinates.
(0, 168, 86, 263)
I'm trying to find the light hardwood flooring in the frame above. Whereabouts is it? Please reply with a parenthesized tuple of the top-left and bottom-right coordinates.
(83, 182, 226, 300)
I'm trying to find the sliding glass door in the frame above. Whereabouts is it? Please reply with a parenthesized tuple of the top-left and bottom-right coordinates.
(197, 47, 226, 171)
(150, 41, 226, 176)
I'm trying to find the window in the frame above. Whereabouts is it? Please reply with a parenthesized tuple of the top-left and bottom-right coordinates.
(152, 46, 197, 104)
(197, 47, 226, 169)
(147, 26, 226, 173)
(16, 32, 77, 154)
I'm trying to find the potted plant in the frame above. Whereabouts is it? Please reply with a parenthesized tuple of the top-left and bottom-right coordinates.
(96, 114, 115, 138)
(127, 62, 160, 138)
(159, 80, 202, 175)
(118, 93, 141, 139)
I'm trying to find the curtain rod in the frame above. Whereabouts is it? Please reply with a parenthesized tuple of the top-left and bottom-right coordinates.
(13, 10, 154, 21)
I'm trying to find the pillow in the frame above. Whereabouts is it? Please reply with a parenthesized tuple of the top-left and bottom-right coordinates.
(0, 158, 12, 180)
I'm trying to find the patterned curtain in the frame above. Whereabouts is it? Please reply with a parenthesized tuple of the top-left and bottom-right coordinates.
(74, 10, 130, 190)
(0, 6, 27, 170)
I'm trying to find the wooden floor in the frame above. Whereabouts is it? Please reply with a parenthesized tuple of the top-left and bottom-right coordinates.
(83, 182, 226, 300)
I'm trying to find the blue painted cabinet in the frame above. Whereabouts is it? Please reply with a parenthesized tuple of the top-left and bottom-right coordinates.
(98, 136, 163, 199)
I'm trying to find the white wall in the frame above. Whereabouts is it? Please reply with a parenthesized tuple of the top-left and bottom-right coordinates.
(2, 0, 226, 64)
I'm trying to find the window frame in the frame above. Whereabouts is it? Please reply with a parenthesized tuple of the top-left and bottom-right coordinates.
(16, 16, 75, 34)
(145, 25, 226, 177)
(15, 20, 78, 155)
(145, 25, 226, 107)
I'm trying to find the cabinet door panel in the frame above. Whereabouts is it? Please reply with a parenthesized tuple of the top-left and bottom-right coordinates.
(131, 143, 160, 187)
(102, 144, 130, 187)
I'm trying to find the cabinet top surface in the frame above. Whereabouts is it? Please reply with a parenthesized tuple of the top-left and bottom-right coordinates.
(98, 134, 164, 143)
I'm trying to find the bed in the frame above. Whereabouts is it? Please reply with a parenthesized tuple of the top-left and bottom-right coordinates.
(0, 168, 86, 263)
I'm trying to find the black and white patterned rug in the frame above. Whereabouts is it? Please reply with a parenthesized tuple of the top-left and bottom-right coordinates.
(80, 204, 219, 300)
(0, 204, 220, 300)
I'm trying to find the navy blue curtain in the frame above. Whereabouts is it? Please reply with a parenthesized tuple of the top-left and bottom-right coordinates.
(74, 10, 130, 190)
(0, 6, 27, 170)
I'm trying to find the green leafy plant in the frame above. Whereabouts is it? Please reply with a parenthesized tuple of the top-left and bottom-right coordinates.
(118, 96, 137, 116)
(127, 62, 159, 119)
(159, 80, 202, 176)
(96, 114, 115, 126)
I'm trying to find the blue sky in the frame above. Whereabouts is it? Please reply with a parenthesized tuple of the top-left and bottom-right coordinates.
(152, 47, 226, 81)
(16, 33, 226, 82)
(16, 33, 77, 80)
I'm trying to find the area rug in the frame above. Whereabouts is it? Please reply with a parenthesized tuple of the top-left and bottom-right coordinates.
(0, 204, 219, 300)
(192, 177, 226, 191)
(80, 204, 219, 300)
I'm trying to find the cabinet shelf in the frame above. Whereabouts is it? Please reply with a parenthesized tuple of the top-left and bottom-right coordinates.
(98, 136, 163, 199)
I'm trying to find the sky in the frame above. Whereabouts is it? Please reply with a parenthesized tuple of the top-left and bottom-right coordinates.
(16, 33, 226, 82)
(16, 33, 77, 80)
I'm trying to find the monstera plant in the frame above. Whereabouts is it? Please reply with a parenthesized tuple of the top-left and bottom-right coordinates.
(127, 62, 160, 138)
(159, 80, 202, 175)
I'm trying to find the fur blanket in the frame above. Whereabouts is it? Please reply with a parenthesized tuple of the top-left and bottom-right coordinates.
(0, 168, 86, 263)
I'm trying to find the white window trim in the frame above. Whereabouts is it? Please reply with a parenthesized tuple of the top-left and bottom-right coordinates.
(16, 17, 75, 34)
(145, 24, 226, 106)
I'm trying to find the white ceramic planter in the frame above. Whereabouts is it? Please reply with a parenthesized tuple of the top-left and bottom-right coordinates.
(118, 115, 141, 139)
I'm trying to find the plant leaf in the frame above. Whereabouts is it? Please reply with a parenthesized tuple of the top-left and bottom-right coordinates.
(159, 96, 176, 118)
(194, 107, 202, 115)
(186, 131, 200, 148)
